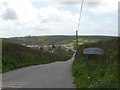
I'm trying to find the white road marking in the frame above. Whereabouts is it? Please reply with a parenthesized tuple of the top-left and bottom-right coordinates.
(2, 82, 28, 88)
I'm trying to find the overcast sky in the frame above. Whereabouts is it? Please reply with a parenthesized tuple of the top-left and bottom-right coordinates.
(0, 0, 119, 38)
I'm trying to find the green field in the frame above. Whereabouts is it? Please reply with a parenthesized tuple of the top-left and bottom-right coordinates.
(72, 37, 119, 88)
(2, 40, 73, 73)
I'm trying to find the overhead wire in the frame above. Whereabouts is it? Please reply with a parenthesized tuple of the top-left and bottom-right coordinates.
(75, 0, 84, 50)
(77, 0, 84, 31)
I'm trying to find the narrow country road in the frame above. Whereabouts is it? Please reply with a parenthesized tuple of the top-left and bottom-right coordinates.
(2, 54, 75, 88)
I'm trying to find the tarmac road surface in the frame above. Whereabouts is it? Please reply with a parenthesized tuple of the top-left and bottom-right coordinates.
(2, 54, 75, 88)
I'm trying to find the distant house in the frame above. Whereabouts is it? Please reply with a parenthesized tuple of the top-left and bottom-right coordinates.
(22, 44, 26, 46)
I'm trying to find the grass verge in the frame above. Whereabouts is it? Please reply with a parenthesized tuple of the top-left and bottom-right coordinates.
(72, 37, 119, 88)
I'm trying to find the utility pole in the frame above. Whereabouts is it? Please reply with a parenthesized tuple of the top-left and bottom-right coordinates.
(75, 0, 84, 51)
(76, 30, 78, 50)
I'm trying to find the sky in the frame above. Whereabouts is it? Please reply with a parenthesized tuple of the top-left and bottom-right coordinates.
(0, 0, 119, 38)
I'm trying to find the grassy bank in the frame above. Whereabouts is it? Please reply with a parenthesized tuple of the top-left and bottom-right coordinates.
(2, 40, 73, 73)
(72, 37, 119, 88)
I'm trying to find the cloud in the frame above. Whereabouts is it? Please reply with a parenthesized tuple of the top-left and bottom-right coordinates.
(118, 3, 120, 37)
(0, 0, 118, 37)
(29, 0, 107, 3)
(74, 0, 118, 15)
(85, 2, 100, 7)
(1, 8, 17, 20)
(87, 0, 118, 14)
(0, 0, 83, 37)
(119, 2, 120, 15)
(79, 18, 118, 36)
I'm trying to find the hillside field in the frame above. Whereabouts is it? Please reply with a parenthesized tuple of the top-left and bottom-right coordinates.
(3, 35, 112, 46)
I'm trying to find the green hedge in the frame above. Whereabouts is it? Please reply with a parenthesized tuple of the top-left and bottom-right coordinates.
(72, 37, 119, 88)
(2, 41, 72, 73)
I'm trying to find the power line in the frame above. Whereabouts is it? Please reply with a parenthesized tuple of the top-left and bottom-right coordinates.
(77, 0, 84, 31)
(76, 0, 84, 50)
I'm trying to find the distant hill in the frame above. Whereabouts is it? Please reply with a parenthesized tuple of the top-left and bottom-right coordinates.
(2, 35, 113, 46)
